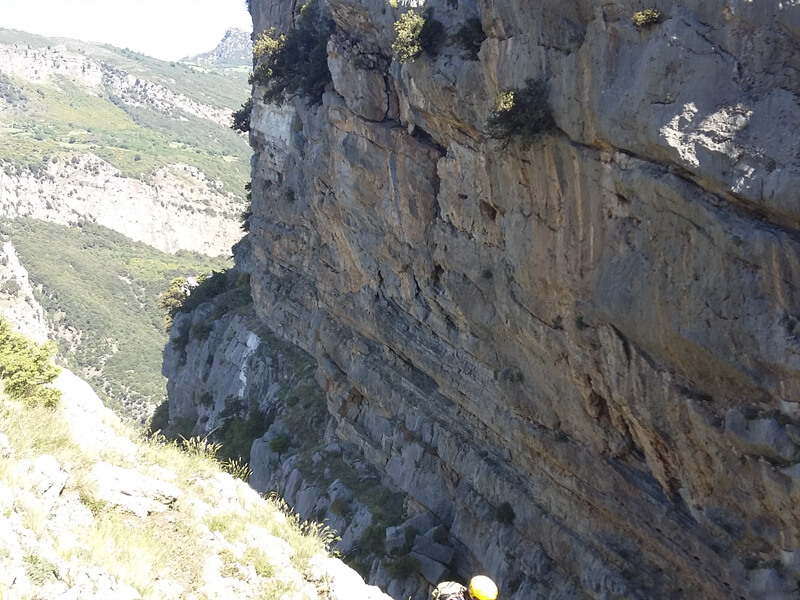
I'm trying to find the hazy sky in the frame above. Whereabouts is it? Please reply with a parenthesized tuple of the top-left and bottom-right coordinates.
(1, 0, 252, 61)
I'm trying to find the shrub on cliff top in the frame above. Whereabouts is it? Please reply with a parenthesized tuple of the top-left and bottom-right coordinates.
(487, 79, 556, 150)
(0, 317, 61, 407)
(392, 9, 445, 63)
(159, 269, 251, 332)
(249, 0, 334, 105)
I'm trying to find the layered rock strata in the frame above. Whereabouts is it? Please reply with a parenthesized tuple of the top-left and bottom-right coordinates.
(244, 1, 800, 598)
(0, 37, 248, 256)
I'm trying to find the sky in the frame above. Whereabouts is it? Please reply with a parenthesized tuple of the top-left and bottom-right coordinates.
(0, 0, 252, 61)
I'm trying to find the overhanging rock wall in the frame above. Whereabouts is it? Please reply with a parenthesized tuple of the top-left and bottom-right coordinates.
(246, 1, 800, 597)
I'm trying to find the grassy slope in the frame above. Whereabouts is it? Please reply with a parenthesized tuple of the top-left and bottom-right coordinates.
(0, 392, 337, 600)
(0, 28, 251, 202)
(0, 218, 231, 421)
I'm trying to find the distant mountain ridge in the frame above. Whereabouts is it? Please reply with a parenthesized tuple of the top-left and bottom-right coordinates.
(0, 28, 251, 255)
(182, 28, 252, 68)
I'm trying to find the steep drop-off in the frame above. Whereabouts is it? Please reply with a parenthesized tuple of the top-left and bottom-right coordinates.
(161, 282, 452, 599)
(237, 1, 800, 598)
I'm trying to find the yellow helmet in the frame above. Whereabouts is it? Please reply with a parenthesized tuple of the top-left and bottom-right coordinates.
(469, 575, 498, 600)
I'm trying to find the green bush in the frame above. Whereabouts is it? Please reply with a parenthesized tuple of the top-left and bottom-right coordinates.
(392, 10, 444, 63)
(253, 28, 283, 61)
(190, 319, 215, 342)
(455, 17, 485, 60)
(250, 1, 334, 105)
(219, 395, 247, 420)
(240, 181, 253, 232)
(632, 9, 663, 27)
(217, 409, 270, 462)
(0, 318, 61, 407)
(161, 269, 251, 328)
(239, 209, 253, 233)
(147, 400, 170, 434)
(231, 97, 252, 133)
(23, 553, 58, 585)
(418, 14, 445, 57)
(0, 279, 21, 295)
(487, 79, 556, 149)
(269, 433, 291, 455)
(360, 524, 386, 554)
(158, 277, 190, 332)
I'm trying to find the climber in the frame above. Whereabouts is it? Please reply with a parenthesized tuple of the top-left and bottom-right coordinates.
(432, 575, 498, 600)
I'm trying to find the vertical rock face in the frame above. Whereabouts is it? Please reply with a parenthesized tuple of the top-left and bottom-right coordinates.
(246, 0, 800, 598)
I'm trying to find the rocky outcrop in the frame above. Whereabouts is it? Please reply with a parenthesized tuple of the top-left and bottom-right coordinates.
(0, 34, 249, 256)
(0, 241, 48, 343)
(162, 291, 465, 599)
(244, 0, 800, 598)
(182, 29, 254, 68)
(0, 42, 235, 128)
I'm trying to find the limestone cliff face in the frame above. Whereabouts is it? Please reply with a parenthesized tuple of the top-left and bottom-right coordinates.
(246, 1, 800, 598)
(161, 295, 430, 598)
(0, 158, 241, 256)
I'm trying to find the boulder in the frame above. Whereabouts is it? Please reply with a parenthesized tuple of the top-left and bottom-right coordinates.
(92, 461, 181, 519)
(408, 551, 448, 585)
(412, 536, 454, 566)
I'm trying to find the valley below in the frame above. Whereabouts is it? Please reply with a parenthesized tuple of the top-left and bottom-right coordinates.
(0, 27, 251, 420)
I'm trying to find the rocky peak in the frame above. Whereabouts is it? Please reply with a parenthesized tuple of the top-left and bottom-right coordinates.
(182, 28, 253, 67)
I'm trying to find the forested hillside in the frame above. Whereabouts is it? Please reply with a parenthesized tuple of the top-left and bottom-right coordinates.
(0, 218, 229, 422)
(0, 28, 250, 191)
